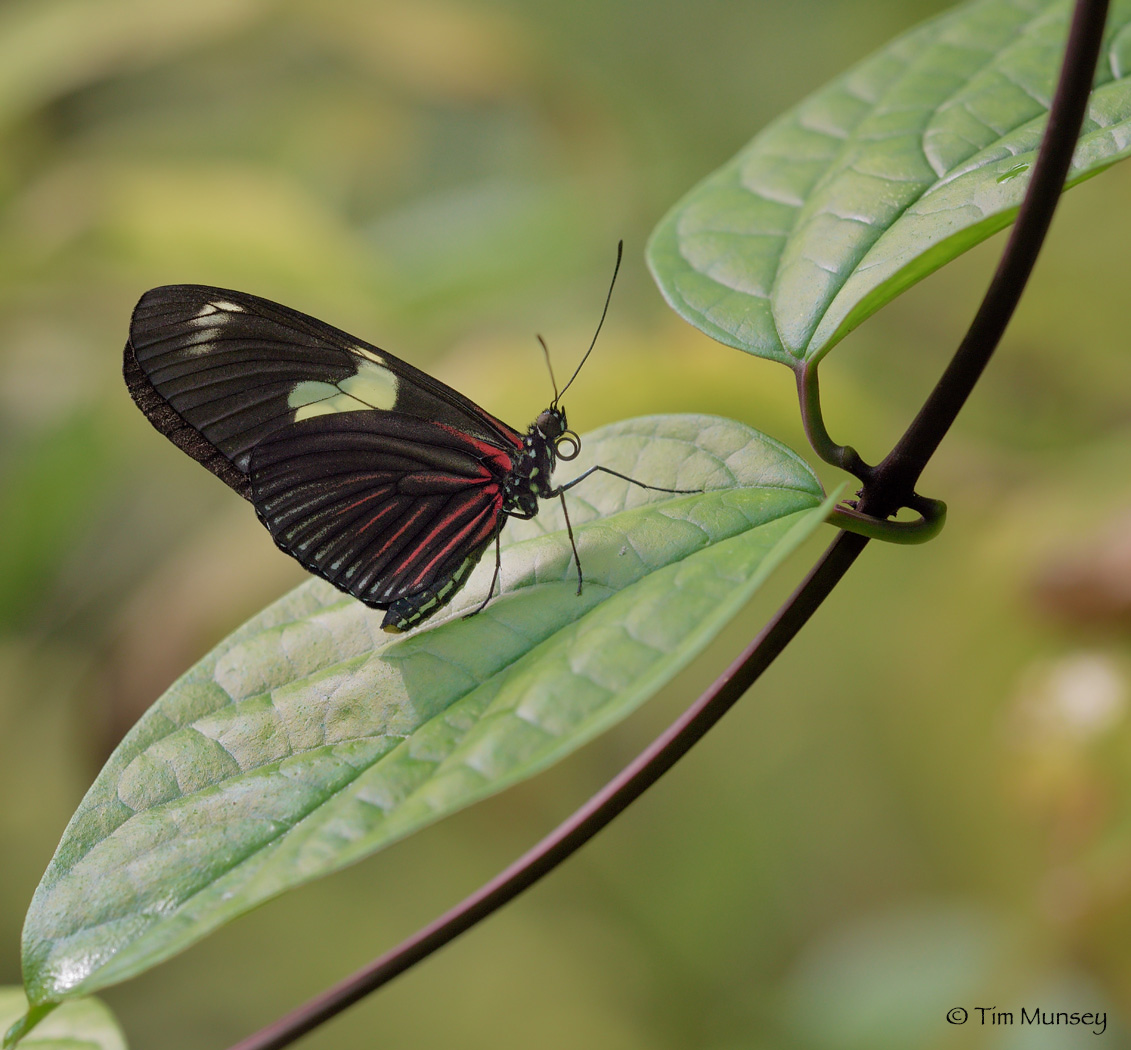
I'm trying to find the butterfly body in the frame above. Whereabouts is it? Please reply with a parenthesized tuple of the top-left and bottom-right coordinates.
(125, 285, 580, 632)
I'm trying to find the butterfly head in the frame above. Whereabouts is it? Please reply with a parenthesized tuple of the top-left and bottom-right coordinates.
(534, 406, 580, 462)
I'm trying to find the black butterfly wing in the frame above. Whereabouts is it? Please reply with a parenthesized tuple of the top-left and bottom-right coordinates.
(249, 411, 512, 610)
(125, 285, 524, 500)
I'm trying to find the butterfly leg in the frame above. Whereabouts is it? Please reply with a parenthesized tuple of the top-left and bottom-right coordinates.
(554, 465, 701, 496)
(549, 468, 698, 598)
(558, 491, 583, 595)
(464, 531, 503, 619)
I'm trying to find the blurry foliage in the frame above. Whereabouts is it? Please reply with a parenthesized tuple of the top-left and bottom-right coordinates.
(0, 988, 125, 1050)
(1, 0, 1130, 1048)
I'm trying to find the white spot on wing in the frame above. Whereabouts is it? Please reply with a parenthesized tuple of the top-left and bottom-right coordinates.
(186, 299, 244, 330)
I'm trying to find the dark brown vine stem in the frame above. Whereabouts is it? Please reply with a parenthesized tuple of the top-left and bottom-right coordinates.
(227, 3, 1110, 1046)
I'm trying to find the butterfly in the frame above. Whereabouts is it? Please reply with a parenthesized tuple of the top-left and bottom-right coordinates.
(124, 245, 694, 632)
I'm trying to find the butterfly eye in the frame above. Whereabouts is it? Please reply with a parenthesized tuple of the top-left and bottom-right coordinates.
(555, 430, 580, 460)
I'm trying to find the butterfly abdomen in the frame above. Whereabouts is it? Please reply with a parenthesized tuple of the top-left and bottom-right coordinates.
(381, 550, 491, 633)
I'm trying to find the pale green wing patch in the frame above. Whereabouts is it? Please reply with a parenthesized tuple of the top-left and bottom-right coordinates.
(288, 357, 399, 419)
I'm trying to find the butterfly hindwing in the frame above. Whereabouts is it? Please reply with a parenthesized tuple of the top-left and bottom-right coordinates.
(250, 410, 509, 610)
(126, 285, 524, 496)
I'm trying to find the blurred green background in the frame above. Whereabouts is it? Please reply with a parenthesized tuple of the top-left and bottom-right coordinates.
(2, 0, 1131, 1047)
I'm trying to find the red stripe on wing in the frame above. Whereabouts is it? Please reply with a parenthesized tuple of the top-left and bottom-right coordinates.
(406, 499, 502, 591)
(250, 410, 514, 609)
(436, 422, 518, 475)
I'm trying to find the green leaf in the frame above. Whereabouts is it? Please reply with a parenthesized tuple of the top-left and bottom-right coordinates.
(1, 989, 124, 1050)
(648, 0, 1131, 368)
(22, 415, 832, 1003)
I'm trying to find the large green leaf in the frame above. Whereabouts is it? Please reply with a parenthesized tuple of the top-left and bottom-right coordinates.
(22, 415, 832, 1005)
(1, 989, 124, 1050)
(648, 0, 1131, 368)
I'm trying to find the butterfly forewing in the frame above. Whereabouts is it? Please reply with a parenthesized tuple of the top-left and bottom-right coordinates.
(126, 285, 524, 494)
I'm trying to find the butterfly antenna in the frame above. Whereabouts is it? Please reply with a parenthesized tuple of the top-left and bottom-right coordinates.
(537, 334, 560, 403)
(555, 239, 623, 405)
